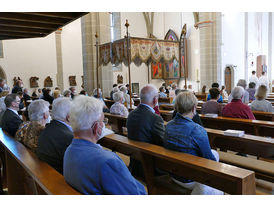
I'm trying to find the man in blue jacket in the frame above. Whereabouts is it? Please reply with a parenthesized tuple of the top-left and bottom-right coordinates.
(64, 95, 146, 195)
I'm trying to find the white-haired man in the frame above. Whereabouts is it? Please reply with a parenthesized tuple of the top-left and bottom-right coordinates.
(37, 97, 73, 174)
(222, 86, 255, 119)
(63, 95, 146, 195)
(126, 84, 165, 177)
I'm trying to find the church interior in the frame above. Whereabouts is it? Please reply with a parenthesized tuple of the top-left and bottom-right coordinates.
(0, 7, 274, 199)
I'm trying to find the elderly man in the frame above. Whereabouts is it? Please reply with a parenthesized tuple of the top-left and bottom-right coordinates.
(127, 84, 165, 177)
(23, 88, 31, 102)
(223, 86, 255, 120)
(164, 91, 222, 195)
(63, 96, 146, 195)
(228, 79, 249, 104)
(1, 94, 23, 136)
(37, 97, 73, 174)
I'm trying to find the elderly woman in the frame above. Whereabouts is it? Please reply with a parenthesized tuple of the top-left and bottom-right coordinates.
(110, 86, 119, 100)
(120, 85, 134, 109)
(53, 89, 61, 99)
(164, 91, 222, 195)
(15, 99, 50, 153)
(63, 90, 71, 98)
(110, 91, 128, 117)
(169, 83, 177, 98)
(159, 86, 167, 98)
(222, 86, 255, 119)
(251, 85, 273, 112)
(228, 79, 249, 104)
(246, 82, 256, 101)
(63, 95, 146, 195)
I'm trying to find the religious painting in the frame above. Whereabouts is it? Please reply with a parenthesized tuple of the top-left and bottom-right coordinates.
(44, 76, 53, 87)
(132, 83, 139, 95)
(151, 62, 163, 79)
(117, 75, 123, 84)
(69, 76, 77, 86)
(30, 77, 39, 88)
(163, 59, 179, 79)
(164, 29, 179, 41)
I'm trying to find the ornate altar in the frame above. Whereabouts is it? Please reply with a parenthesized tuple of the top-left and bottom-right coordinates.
(44, 76, 53, 87)
(99, 29, 188, 82)
(30, 77, 39, 88)
(69, 76, 77, 86)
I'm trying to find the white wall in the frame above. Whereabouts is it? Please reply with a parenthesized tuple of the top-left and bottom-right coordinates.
(0, 33, 57, 94)
(61, 18, 84, 93)
(0, 18, 84, 95)
(221, 12, 245, 86)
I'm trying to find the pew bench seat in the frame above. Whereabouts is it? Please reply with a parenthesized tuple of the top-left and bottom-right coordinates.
(218, 151, 274, 183)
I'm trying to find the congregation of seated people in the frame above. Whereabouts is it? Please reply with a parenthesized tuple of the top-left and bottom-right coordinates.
(0, 74, 273, 195)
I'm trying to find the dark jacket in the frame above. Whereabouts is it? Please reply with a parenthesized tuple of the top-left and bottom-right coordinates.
(1, 109, 23, 136)
(12, 85, 22, 94)
(37, 120, 73, 174)
(126, 104, 165, 177)
(42, 94, 54, 104)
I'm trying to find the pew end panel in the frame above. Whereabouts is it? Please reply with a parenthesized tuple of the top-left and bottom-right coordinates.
(0, 129, 81, 195)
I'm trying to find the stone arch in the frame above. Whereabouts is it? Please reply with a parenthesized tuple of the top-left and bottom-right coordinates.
(224, 65, 235, 95)
(0, 65, 7, 80)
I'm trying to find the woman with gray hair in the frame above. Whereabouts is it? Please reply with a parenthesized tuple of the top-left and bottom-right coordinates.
(120, 85, 134, 109)
(15, 99, 50, 153)
(251, 85, 273, 112)
(164, 91, 222, 195)
(110, 91, 128, 117)
(228, 79, 249, 104)
(63, 96, 146, 195)
(63, 90, 71, 98)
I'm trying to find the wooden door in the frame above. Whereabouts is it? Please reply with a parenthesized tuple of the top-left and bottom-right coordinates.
(225, 67, 232, 94)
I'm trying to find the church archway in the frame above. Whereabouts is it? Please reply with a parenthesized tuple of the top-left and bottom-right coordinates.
(224, 65, 234, 95)
(0, 66, 7, 80)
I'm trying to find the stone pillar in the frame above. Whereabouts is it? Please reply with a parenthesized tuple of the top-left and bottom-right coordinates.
(199, 12, 222, 89)
(81, 12, 113, 97)
(55, 30, 64, 91)
(268, 12, 272, 90)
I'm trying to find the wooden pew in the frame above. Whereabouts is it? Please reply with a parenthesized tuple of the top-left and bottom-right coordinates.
(0, 129, 80, 195)
(200, 114, 274, 137)
(158, 97, 173, 104)
(159, 104, 174, 111)
(103, 113, 274, 183)
(159, 110, 173, 122)
(99, 133, 256, 194)
(104, 113, 127, 135)
(206, 128, 274, 182)
(194, 92, 207, 101)
(104, 99, 115, 109)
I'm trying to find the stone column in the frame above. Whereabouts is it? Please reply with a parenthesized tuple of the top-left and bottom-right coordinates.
(81, 12, 113, 97)
(55, 30, 64, 91)
(199, 12, 222, 89)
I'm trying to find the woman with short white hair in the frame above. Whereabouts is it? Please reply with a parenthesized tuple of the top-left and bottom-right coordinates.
(63, 90, 71, 98)
(63, 95, 146, 195)
(110, 91, 129, 117)
(251, 85, 273, 112)
(164, 91, 222, 195)
(120, 85, 134, 108)
(15, 99, 50, 153)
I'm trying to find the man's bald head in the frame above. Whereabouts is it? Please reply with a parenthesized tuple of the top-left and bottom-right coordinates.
(140, 84, 158, 105)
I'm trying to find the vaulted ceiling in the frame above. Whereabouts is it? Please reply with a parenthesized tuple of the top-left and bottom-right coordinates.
(0, 12, 88, 40)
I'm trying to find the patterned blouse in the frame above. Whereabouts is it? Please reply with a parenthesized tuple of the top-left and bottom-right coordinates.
(110, 102, 129, 117)
(15, 121, 45, 153)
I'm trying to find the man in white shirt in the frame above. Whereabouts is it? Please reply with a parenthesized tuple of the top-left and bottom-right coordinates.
(249, 71, 258, 87)
(258, 71, 269, 88)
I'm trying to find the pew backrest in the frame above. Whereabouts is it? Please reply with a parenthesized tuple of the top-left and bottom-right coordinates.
(99, 133, 256, 194)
